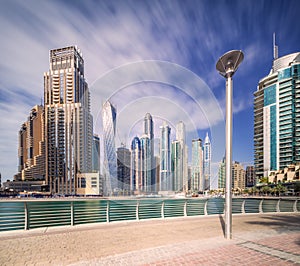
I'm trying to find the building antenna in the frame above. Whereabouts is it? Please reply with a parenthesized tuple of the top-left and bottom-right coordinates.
(273, 33, 278, 60)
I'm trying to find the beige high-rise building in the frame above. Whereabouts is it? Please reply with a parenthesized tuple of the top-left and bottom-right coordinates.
(44, 46, 93, 195)
(16, 105, 45, 181)
(232, 161, 245, 190)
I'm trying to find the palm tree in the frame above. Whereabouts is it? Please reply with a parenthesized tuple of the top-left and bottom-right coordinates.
(274, 183, 287, 196)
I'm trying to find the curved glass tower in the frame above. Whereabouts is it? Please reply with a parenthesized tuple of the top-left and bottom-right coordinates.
(102, 100, 117, 195)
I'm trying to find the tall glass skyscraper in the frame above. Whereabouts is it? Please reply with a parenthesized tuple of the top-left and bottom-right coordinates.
(117, 145, 131, 193)
(130, 137, 142, 192)
(102, 100, 118, 195)
(44, 46, 93, 195)
(191, 138, 203, 192)
(159, 122, 171, 191)
(172, 121, 188, 192)
(254, 52, 300, 178)
(143, 113, 155, 191)
(140, 134, 151, 192)
(203, 132, 211, 190)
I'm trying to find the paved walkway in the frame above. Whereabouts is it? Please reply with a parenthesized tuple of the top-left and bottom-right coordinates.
(0, 213, 299, 265)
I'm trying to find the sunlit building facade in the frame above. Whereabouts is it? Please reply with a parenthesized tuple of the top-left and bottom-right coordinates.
(203, 132, 211, 190)
(143, 113, 155, 191)
(16, 105, 45, 181)
(102, 100, 118, 195)
(254, 52, 300, 178)
(172, 121, 188, 192)
(44, 46, 93, 195)
(191, 139, 203, 192)
(159, 122, 172, 191)
(130, 137, 142, 193)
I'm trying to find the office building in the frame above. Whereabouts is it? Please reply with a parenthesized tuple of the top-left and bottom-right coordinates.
(130, 137, 142, 193)
(117, 145, 131, 193)
(172, 121, 188, 192)
(140, 134, 152, 192)
(254, 51, 300, 178)
(218, 157, 226, 189)
(159, 122, 172, 191)
(203, 132, 211, 190)
(191, 139, 203, 192)
(245, 165, 255, 187)
(232, 161, 245, 190)
(16, 105, 45, 181)
(102, 100, 118, 195)
(143, 113, 155, 191)
(92, 134, 100, 172)
(44, 46, 93, 195)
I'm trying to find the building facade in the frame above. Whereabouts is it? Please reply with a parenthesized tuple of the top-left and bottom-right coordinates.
(130, 137, 142, 193)
(254, 52, 300, 178)
(143, 113, 155, 191)
(232, 161, 245, 190)
(245, 165, 255, 187)
(203, 132, 211, 190)
(16, 105, 45, 181)
(218, 157, 225, 189)
(102, 100, 118, 195)
(159, 122, 172, 191)
(117, 145, 131, 193)
(44, 46, 93, 195)
(172, 121, 188, 192)
(191, 139, 203, 192)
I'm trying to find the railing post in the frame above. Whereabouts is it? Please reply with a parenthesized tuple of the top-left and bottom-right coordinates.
(106, 200, 110, 223)
(70, 201, 74, 226)
(136, 200, 140, 220)
(161, 200, 165, 219)
(204, 200, 208, 215)
(276, 199, 281, 213)
(259, 199, 263, 213)
(184, 199, 187, 217)
(24, 202, 29, 230)
(242, 199, 245, 214)
(293, 199, 297, 213)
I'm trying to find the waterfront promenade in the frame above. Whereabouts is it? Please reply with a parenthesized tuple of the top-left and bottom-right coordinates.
(0, 213, 299, 265)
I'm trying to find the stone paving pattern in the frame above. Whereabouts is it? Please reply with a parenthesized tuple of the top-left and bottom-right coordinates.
(0, 213, 299, 265)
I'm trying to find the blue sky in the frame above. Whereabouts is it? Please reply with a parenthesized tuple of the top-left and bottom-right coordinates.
(0, 0, 299, 186)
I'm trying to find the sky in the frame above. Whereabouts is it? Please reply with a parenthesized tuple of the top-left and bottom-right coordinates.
(0, 0, 299, 187)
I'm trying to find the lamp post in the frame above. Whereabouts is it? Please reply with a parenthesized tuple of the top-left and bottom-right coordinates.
(216, 50, 244, 239)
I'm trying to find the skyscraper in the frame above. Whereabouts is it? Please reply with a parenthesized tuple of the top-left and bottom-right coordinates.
(102, 100, 118, 195)
(218, 157, 226, 190)
(117, 145, 131, 193)
(92, 134, 100, 173)
(140, 134, 151, 192)
(203, 132, 211, 190)
(245, 165, 255, 187)
(44, 46, 93, 195)
(191, 139, 203, 192)
(130, 137, 142, 193)
(254, 52, 300, 178)
(172, 121, 188, 192)
(16, 105, 45, 181)
(232, 162, 245, 190)
(143, 113, 155, 191)
(159, 122, 172, 191)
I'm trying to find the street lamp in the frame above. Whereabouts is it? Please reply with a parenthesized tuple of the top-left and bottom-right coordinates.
(216, 50, 244, 239)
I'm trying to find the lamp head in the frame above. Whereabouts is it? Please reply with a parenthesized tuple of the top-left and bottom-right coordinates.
(216, 50, 244, 78)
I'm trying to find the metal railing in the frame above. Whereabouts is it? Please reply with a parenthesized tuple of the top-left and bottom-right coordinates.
(0, 197, 299, 232)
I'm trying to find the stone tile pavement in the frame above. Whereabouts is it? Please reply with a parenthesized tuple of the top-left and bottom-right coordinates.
(0, 213, 299, 265)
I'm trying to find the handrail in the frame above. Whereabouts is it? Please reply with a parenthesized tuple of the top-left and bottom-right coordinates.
(0, 197, 298, 232)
